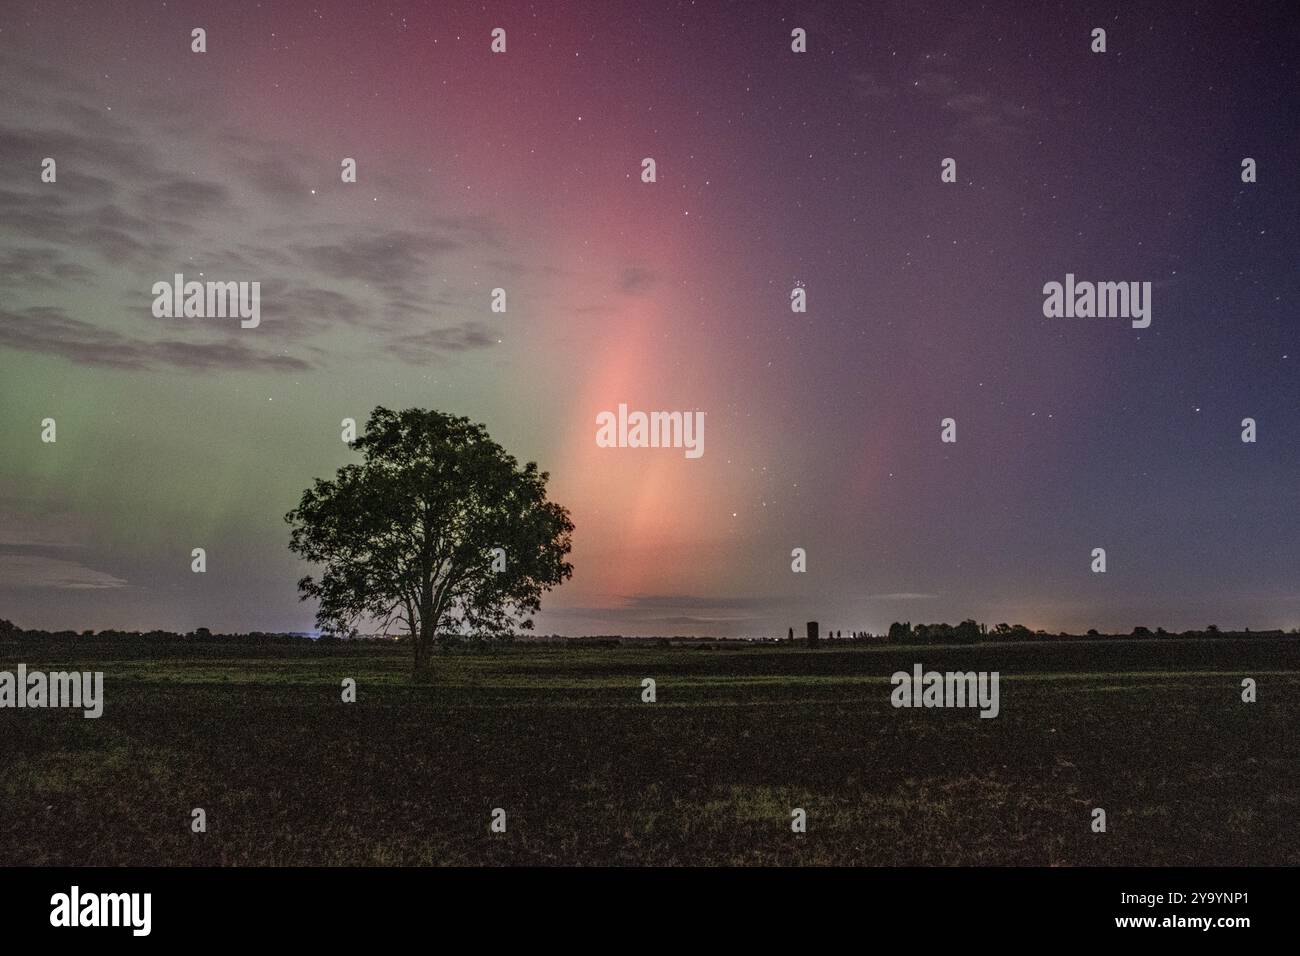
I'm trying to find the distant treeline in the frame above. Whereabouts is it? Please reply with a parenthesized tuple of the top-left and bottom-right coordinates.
(0, 621, 327, 645)
(813, 621, 1296, 645)
(0, 618, 1294, 647)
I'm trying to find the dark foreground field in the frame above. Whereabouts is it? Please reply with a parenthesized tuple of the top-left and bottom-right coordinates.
(2, 637, 1296, 865)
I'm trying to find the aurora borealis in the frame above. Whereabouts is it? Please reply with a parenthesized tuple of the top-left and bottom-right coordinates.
(1, 0, 1297, 637)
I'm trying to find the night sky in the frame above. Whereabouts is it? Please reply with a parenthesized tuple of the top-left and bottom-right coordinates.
(1, 0, 1297, 637)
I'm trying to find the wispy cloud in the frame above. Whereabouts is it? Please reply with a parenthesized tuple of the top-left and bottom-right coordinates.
(618, 266, 658, 296)
(0, 554, 127, 590)
(0, 305, 310, 371)
(851, 51, 1040, 141)
(0, 57, 513, 371)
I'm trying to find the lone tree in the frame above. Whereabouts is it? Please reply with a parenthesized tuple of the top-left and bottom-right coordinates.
(286, 407, 573, 678)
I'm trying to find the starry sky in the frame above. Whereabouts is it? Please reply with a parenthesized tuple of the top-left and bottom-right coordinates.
(1, 0, 1297, 637)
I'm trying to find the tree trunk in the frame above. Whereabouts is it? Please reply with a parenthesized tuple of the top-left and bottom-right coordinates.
(413, 592, 436, 682)
(410, 567, 436, 681)
(413, 629, 428, 679)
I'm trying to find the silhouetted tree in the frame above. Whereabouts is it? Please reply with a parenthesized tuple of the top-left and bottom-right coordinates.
(286, 407, 574, 679)
(888, 621, 912, 643)
(921, 623, 954, 643)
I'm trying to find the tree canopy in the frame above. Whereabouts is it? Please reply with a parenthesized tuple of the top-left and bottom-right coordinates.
(286, 407, 573, 677)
